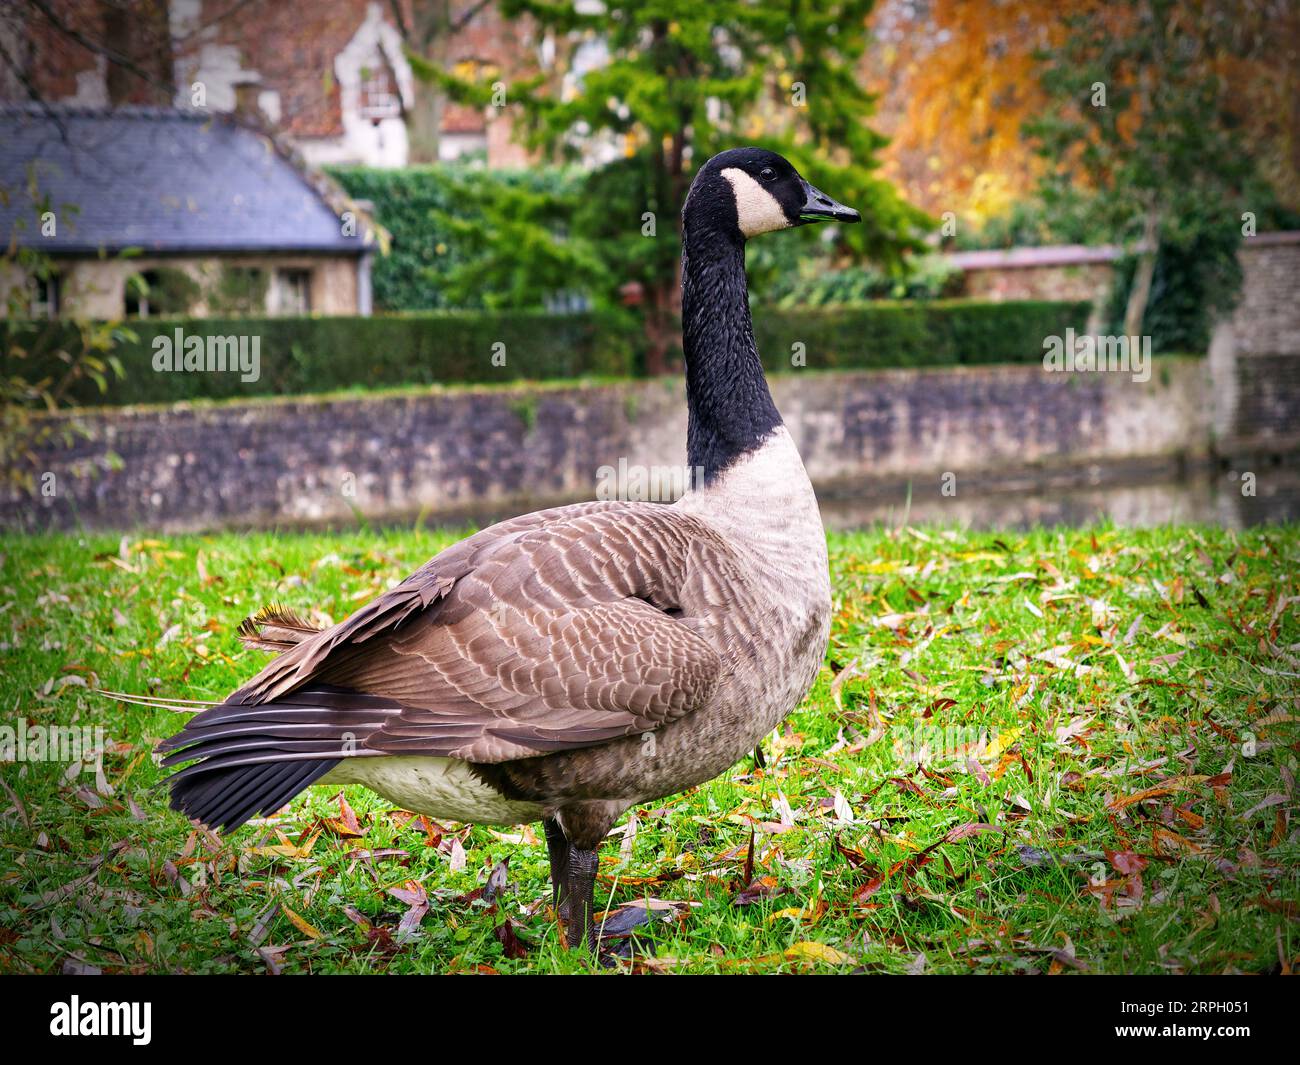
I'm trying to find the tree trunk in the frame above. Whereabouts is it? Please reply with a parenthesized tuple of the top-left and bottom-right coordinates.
(103, 0, 175, 105)
(407, 89, 445, 163)
(1123, 206, 1160, 338)
(401, 0, 453, 163)
(632, 22, 691, 377)
(643, 279, 673, 378)
(641, 122, 690, 376)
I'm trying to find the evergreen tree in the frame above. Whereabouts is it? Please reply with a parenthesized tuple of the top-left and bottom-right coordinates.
(419, 0, 928, 372)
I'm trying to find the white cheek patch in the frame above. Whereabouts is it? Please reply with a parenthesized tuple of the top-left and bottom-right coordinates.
(721, 167, 792, 237)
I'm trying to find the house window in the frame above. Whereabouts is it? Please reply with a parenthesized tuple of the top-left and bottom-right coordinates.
(273, 269, 312, 315)
(216, 266, 268, 314)
(30, 273, 60, 318)
(359, 62, 401, 122)
(126, 268, 201, 318)
(125, 270, 160, 318)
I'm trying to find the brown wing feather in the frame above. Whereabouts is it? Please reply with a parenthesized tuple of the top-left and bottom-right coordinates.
(232, 503, 613, 703)
(228, 501, 737, 763)
(237, 604, 323, 654)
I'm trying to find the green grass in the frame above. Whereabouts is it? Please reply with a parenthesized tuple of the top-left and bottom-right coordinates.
(0, 524, 1296, 974)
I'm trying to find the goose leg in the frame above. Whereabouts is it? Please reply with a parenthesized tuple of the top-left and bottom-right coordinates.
(564, 844, 600, 951)
(552, 801, 622, 954)
(542, 816, 570, 916)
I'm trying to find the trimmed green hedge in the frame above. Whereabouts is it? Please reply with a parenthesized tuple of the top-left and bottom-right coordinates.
(3, 311, 640, 406)
(754, 299, 1093, 372)
(3, 299, 1091, 407)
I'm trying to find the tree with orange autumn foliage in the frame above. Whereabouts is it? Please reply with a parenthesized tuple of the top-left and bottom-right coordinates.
(1029, 0, 1284, 342)
(864, 0, 1084, 227)
(865, 0, 1297, 232)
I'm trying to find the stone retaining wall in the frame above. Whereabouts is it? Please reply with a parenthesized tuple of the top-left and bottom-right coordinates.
(7, 356, 1254, 533)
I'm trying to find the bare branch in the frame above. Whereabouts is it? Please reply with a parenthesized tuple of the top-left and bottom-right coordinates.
(26, 0, 170, 99)
(0, 20, 69, 141)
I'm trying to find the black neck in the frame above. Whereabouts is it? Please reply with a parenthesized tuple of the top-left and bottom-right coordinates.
(680, 218, 782, 485)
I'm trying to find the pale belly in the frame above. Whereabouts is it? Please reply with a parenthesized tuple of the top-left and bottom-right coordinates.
(321, 755, 543, 826)
(315, 575, 828, 823)
(312, 606, 825, 825)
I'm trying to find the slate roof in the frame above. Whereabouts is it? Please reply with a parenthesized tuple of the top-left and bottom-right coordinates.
(0, 105, 369, 256)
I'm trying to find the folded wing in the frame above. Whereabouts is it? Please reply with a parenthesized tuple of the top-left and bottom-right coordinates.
(169, 501, 737, 771)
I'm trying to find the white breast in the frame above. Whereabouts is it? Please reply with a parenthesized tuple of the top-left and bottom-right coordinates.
(322, 756, 543, 825)
(677, 426, 828, 575)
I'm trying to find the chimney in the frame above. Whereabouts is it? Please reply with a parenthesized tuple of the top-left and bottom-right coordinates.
(233, 79, 263, 121)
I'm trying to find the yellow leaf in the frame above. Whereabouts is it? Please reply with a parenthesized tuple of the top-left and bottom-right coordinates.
(248, 844, 297, 858)
(1108, 775, 1207, 811)
(737, 940, 857, 968)
(248, 829, 319, 860)
(783, 941, 856, 965)
(281, 905, 324, 940)
(985, 726, 1022, 759)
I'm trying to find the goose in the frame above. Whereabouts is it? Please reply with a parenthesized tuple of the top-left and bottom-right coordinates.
(148, 147, 860, 954)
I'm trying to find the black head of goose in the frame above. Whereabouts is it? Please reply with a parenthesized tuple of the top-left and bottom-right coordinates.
(149, 148, 859, 955)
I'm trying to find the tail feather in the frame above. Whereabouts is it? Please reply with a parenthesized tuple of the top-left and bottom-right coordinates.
(157, 684, 404, 834)
(237, 604, 324, 654)
(173, 759, 338, 834)
(113, 604, 394, 834)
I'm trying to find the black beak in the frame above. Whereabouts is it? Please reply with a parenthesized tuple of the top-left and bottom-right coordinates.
(798, 179, 861, 224)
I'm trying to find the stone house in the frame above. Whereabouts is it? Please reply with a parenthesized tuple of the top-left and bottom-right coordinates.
(0, 103, 377, 319)
(0, 0, 536, 169)
(945, 244, 1123, 304)
(946, 236, 1300, 325)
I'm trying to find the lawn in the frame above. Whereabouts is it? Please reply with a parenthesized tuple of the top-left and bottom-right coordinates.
(0, 523, 1296, 974)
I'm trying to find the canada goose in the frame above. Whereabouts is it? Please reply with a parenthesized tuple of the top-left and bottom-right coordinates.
(147, 148, 860, 954)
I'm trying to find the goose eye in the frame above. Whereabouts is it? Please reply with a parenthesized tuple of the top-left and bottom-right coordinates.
(759, 167, 776, 182)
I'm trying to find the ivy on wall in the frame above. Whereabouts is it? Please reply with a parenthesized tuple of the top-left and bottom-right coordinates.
(328, 165, 581, 312)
